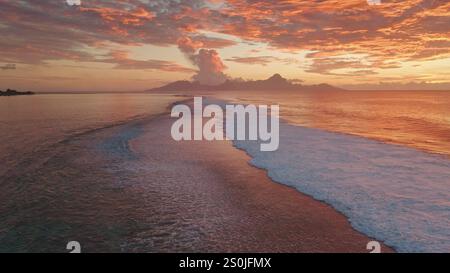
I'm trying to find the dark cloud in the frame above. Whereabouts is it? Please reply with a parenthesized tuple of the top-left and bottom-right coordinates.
(226, 56, 299, 66)
(226, 56, 278, 66)
(102, 50, 196, 73)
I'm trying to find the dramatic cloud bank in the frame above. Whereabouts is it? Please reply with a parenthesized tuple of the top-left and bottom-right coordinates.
(0, 0, 449, 89)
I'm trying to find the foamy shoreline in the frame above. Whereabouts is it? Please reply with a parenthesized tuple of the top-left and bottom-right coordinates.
(194, 97, 448, 253)
(123, 100, 393, 252)
(0, 94, 394, 252)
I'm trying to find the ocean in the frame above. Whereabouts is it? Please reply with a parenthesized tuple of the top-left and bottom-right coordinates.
(0, 94, 179, 178)
(212, 90, 450, 252)
(0, 91, 449, 252)
(215, 90, 450, 157)
(0, 93, 180, 252)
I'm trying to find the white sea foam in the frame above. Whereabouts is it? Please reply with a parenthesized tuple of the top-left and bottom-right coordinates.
(206, 97, 450, 253)
(233, 122, 450, 252)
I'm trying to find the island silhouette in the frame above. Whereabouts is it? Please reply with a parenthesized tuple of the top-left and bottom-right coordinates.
(0, 89, 34, 96)
(149, 74, 344, 92)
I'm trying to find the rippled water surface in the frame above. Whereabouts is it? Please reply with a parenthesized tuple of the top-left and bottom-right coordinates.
(0, 94, 178, 177)
(1, 91, 449, 252)
(214, 90, 450, 157)
(0, 94, 179, 252)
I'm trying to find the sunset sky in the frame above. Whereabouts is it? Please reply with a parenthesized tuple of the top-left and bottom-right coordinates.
(0, 0, 449, 92)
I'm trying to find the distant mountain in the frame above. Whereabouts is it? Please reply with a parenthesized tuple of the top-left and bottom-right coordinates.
(148, 74, 344, 92)
(0, 89, 34, 96)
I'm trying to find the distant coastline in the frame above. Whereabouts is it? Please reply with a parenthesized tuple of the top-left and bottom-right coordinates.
(0, 89, 35, 96)
(148, 74, 344, 93)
